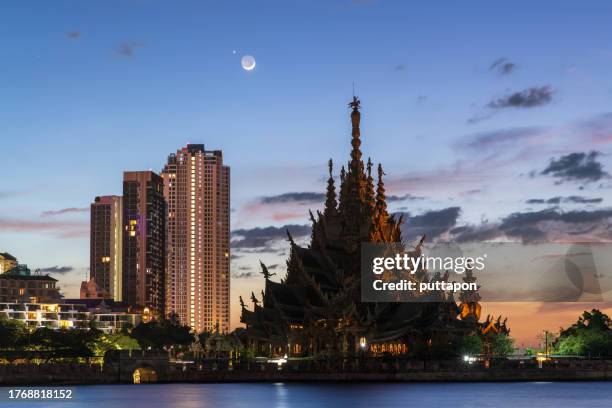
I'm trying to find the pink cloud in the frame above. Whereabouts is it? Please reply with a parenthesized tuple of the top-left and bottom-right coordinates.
(41, 207, 89, 217)
(0, 218, 88, 239)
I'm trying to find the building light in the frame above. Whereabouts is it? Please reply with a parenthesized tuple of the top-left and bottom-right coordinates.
(359, 336, 367, 350)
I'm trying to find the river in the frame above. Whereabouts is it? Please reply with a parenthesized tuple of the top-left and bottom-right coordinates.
(2, 382, 612, 408)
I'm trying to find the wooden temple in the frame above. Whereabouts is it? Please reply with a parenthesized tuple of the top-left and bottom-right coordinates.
(240, 97, 504, 358)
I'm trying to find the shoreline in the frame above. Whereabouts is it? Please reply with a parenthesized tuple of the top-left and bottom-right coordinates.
(2, 368, 611, 386)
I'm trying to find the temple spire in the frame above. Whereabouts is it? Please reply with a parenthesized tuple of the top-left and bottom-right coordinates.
(250, 291, 259, 306)
(324, 158, 338, 217)
(365, 157, 375, 215)
(259, 261, 275, 280)
(375, 163, 388, 219)
(338, 165, 347, 215)
(341, 96, 368, 247)
(348, 96, 364, 183)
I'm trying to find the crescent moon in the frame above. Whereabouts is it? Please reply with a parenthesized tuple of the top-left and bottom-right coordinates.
(241, 55, 256, 71)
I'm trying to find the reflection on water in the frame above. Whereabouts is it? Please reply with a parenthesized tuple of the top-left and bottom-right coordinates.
(3, 382, 612, 408)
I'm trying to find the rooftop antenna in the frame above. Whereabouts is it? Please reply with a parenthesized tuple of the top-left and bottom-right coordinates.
(352, 81, 356, 97)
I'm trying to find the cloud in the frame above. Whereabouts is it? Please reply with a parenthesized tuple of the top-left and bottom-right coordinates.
(399, 207, 461, 242)
(66, 31, 80, 40)
(565, 196, 604, 204)
(387, 194, 425, 202)
(240, 190, 327, 224)
(0, 191, 28, 200)
(489, 58, 516, 75)
(451, 208, 612, 243)
(260, 192, 325, 205)
(488, 86, 553, 109)
(231, 224, 311, 251)
(41, 207, 89, 217)
(499, 208, 612, 241)
(467, 112, 495, 125)
(232, 271, 255, 279)
(452, 225, 501, 243)
(459, 127, 543, 151)
(578, 112, 612, 145)
(0, 218, 88, 239)
(38, 266, 74, 274)
(458, 189, 483, 197)
(246, 191, 423, 222)
(541, 151, 608, 183)
(118, 42, 142, 57)
(527, 196, 603, 205)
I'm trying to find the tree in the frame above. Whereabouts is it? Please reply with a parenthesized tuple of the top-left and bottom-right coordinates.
(488, 333, 514, 357)
(131, 318, 194, 350)
(555, 309, 612, 357)
(458, 334, 482, 356)
(198, 331, 211, 349)
(0, 316, 28, 350)
(92, 332, 141, 356)
(0, 316, 29, 362)
(29, 327, 102, 359)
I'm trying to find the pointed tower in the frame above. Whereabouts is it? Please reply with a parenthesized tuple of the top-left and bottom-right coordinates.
(365, 157, 376, 216)
(324, 159, 338, 218)
(338, 165, 347, 216)
(341, 97, 369, 247)
(375, 163, 388, 220)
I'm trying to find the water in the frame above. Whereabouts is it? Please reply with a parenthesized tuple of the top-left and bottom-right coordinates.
(2, 382, 612, 408)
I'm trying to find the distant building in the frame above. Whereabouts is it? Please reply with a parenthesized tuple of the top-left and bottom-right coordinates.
(0, 299, 141, 333)
(0, 265, 62, 303)
(162, 144, 230, 333)
(0, 252, 18, 274)
(80, 277, 111, 299)
(122, 171, 166, 318)
(0, 302, 88, 329)
(63, 298, 142, 333)
(90, 195, 123, 301)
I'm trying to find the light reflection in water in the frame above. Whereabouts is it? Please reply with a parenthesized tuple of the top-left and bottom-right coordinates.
(3, 382, 612, 408)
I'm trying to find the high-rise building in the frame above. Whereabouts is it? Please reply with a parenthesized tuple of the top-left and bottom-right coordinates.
(122, 171, 166, 318)
(162, 144, 230, 333)
(89, 195, 123, 300)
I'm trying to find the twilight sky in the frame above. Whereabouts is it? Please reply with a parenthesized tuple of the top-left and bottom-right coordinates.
(2, 1, 612, 346)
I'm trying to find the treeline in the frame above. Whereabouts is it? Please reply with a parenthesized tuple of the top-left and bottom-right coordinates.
(0, 314, 193, 362)
(0, 317, 103, 362)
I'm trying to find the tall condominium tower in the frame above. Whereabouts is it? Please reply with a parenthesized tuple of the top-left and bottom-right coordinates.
(162, 144, 230, 333)
(122, 171, 166, 317)
(89, 195, 123, 300)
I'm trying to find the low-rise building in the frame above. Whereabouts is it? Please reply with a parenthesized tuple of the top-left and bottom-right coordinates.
(0, 299, 142, 334)
(0, 265, 62, 303)
(0, 302, 89, 329)
(63, 298, 142, 333)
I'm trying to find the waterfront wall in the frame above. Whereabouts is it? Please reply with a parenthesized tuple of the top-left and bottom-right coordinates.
(2, 358, 612, 385)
